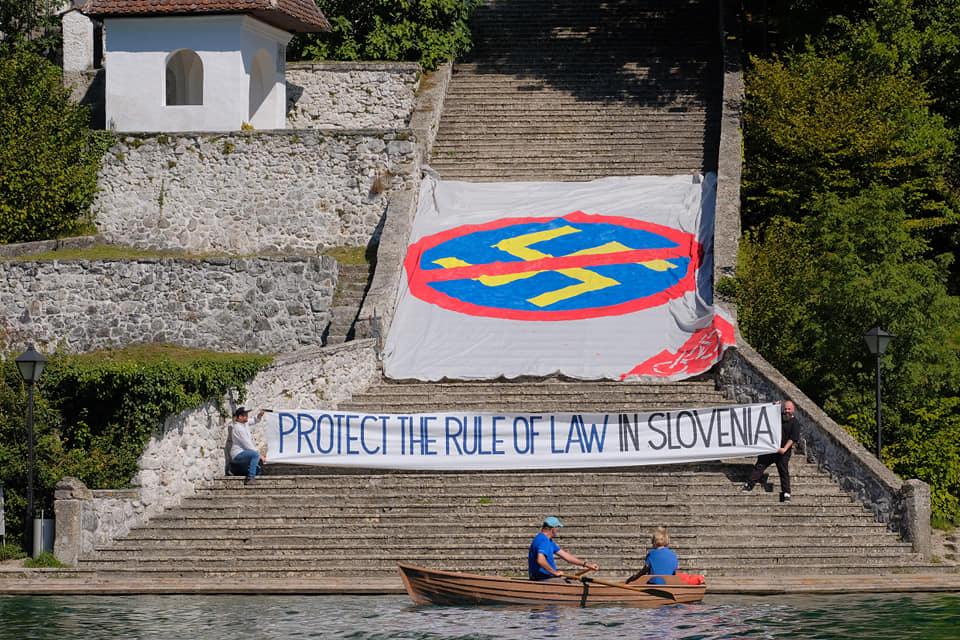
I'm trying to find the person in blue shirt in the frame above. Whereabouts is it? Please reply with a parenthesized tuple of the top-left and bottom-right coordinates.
(527, 516, 599, 581)
(625, 526, 679, 586)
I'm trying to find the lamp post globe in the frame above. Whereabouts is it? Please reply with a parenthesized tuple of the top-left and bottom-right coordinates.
(15, 344, 47, 556)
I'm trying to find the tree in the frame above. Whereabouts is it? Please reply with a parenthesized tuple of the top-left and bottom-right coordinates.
(734, 186, 960, 431)
(742, 50, 956, 230)
(0, 0, 62, 57)
(290, 0, 481, 71)
(0, 47, 106, 244)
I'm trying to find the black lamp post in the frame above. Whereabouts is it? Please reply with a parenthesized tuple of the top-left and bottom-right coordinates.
(15, 344, 47, 556)
(863, 326, 894, 463)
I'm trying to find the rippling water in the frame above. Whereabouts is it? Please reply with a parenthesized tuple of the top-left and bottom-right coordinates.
(1, 593, 958, 640)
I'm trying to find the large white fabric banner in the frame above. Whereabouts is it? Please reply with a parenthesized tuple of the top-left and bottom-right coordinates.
(266, 402, 779, 470)
(382, 173, 735, 381)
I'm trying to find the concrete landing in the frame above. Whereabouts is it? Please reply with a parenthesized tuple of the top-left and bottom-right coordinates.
(1, 570, 958, 597)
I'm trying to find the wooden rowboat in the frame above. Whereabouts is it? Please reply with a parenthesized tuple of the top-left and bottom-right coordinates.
(398, 563, 705, 607)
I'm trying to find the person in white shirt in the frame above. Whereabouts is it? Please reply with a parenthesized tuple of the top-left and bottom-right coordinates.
(229, 406, 266, 485)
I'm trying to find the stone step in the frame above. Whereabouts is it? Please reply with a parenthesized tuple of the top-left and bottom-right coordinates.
(141, 511, 884, 533)
(158, 492, 873, 513)
(85, 546, 916, 567)
(437, 99, 715, 111)
(427, 168, 712, 181)
(79, 553, 924, 577)
(324, 263, 370, 345)
(105, 531, 907, 550)
(429, 148, 712, 161)
(128, 525, 892, 548)
(431, 128, 718, 141)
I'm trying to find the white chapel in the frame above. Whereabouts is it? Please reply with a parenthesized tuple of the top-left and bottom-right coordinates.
(73, 0, 330, 132)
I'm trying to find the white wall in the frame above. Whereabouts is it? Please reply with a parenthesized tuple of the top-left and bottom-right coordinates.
(103, 14, 291, 132)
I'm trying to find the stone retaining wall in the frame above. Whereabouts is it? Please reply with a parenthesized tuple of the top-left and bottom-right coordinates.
(718, 342, 931, 559)
(93, 129, 419, 255)
(54, 340, 380, 565)
(286, 62, 420, 129)
(2, 256, 338, 354)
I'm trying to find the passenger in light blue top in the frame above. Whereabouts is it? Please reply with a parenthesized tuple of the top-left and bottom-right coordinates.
(626, 526, 679, 586)
(527, 516, 599, 581)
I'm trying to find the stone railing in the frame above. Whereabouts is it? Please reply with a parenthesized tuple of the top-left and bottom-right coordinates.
(713, 0, 743, 296)
(358, 63, 452, 339)
(2, 255, 338, 355)
(54, 339, 381, 565)
(718, 342, 931, 559)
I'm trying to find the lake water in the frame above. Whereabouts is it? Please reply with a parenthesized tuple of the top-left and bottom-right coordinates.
(0, 593, 958, 639)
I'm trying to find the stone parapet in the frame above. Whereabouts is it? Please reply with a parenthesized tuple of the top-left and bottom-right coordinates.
(53, 340, 380, 566)
(93, 129, 417, 255)
(286, 62, 420, 129)
(0, 235, 105, 259)
(718, 341, 932, 559)
(358, 64, 450, 339)
(2, 255, 338, 354)
(713, 0, 743, 320)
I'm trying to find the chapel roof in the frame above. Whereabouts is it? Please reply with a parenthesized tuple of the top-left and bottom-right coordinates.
(79, 0, 331, 33)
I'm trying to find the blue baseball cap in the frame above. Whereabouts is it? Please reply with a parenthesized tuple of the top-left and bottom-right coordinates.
(543, 516, 564, 528)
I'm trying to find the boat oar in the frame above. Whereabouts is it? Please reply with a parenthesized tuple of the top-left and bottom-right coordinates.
(560, 574, 678, 602)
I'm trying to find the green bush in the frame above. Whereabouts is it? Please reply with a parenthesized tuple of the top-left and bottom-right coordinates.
(884, 398, 960, 526)
(23, 551, 67, 568)
(0, 543, 27, 561)
(290, 0, 481, 71)
(0, 346, 272, 547)
(0, 47, 109, 244)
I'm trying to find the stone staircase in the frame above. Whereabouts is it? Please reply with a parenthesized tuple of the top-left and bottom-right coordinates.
(78, 460, 920, 579)
(72, 0, 933, 580)
(76, 378, 928, 578)
(339, 377, 727, 413)
(323, 263, 372, 345)
(429, 0, 722, 181)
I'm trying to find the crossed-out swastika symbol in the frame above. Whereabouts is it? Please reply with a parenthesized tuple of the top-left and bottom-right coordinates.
(404, 212, 701, 321)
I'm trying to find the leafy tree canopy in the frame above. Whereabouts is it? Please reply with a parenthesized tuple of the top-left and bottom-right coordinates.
(742, 50, 956, 230)
(734, 185, 960, 440)
(0, 0, 61, 57)
(290, 0, 481, 71)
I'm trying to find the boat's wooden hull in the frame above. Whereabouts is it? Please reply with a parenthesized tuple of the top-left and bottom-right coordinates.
(398, 564, 706, 607)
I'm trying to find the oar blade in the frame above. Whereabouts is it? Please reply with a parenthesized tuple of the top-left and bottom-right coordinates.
(639, 587, 677, 601)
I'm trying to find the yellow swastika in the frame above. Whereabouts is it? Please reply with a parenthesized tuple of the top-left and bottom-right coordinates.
(431, 225, 679, 308)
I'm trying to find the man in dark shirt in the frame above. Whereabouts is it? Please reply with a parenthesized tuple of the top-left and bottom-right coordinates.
(743, 401, 800, 502)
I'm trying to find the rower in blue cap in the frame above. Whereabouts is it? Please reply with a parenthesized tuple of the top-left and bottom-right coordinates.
(528, 516, 599, 581)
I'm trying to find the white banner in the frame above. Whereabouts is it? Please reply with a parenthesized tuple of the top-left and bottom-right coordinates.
(382, 173, 736, 382)
(266, 402, 779, 470)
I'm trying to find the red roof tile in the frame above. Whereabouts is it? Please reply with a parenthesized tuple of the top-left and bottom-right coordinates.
(83, 0, 331, 32)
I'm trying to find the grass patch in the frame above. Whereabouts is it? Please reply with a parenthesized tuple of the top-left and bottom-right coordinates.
(0, 544, 27, 562)
(3, 246, 183, 261)
(65, 344, 275, 366)
(324, 246, 372, 266)
(24, 552, 68, 569)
